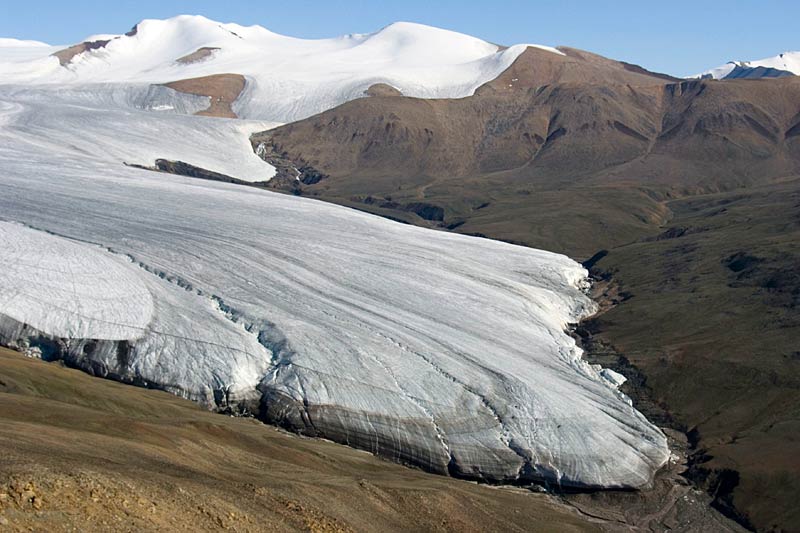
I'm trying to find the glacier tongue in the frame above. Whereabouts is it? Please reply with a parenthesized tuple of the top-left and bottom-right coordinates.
(0, 87, 669, 489)
(0, 222, 274, 407)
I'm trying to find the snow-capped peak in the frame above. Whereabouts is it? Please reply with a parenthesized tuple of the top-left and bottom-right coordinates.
(0, 15, 561, 122)
(692, 51, 800, 80)
(0, 37, 51, 48)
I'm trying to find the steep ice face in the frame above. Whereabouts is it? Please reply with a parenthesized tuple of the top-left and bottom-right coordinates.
(0, 222, 275, 406)
(0, 86, 669, 488)
(0, 15, 560, 122)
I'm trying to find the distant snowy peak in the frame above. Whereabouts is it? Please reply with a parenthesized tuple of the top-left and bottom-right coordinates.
(54, 15, 520, 72)
(0, 38, 61, 65)
(0, 38, 51, 48)
(0, 15, 560, 122)
(695, 51, 800, 80)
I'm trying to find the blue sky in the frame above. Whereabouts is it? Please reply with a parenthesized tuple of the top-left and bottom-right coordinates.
(1, 0, 797, 76)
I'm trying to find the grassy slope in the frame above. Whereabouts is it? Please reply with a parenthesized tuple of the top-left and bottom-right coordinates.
(592, 180, 800, 530)
(0, 347, 598, 532)
(301, 177, 800, 531)
(323, 178, 800, 531)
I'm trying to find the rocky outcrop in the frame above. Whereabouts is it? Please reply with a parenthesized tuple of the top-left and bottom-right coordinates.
(126, 159, 264, 187)
(163, 74, 246, 118)
(365, 83, 403, 97)
(52, 40, 111, 66)
(176, 47, 220, 64)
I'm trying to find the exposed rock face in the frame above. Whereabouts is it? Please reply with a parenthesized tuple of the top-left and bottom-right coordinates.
(163, 73, 245, 118)
(176, 47, 220, 64)
(253, 140, 329, 191)
(351, 196, 445, 221)
(52, 40, 110, 66)
(149, 159, 256, 185)
(365, 83, 403, 97)
(696, 51, 800, 80)
(722, 64, 794, 79)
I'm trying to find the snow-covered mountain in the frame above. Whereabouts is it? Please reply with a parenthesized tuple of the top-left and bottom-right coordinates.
(0, 15, 560, 122)
(0, 16, 670, 489)
(694, 51, 800, 80)
(0, 38, 51, 48)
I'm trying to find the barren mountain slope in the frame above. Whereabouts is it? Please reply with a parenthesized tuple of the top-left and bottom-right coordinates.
(255, 76, 800, 257)
(477, 46, 679, 95)
(584, 179, 800, 531)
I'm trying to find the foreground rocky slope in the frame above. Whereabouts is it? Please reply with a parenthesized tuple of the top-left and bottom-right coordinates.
(0, 347, 601, 532)
(252, 59, 800, 530)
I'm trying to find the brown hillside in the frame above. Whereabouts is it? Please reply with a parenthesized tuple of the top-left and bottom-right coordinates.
(176, 46, 221, 64)
(52, 40, 111, 66)
(477, 46, 678, 96)
(164, 73, 245, 118)
(0, 347, 601, 533)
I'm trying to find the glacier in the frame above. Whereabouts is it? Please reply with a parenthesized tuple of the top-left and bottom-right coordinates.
(0, 81, 669, 489)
